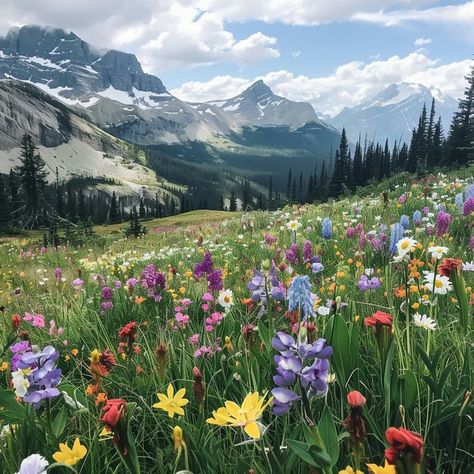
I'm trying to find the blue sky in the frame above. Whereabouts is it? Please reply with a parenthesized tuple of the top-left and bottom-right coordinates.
(1, 0, 472, 115)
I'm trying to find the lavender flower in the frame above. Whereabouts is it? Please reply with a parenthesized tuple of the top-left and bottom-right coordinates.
(271, 387, 300, 415)
(303, 240, 314, 262)
(300, 358, 331, 398)
(141, 264, 166, 300)
(455, 193, 464, 212)
(288, 276, 315, 319)
(247, 266, 285, 303)
(193, 251, 213, 278)
(322, 217, 332, 240)
(285, 243, 299, 264)
(413, 210, 422, 226)
(207, 269, 223, 292)
(435, 211, 452, 236)
(389, 223, 404, 255)
(357, 274, 381, 291)
(400, 215, 410, 230)
(463, 197, 474, 216)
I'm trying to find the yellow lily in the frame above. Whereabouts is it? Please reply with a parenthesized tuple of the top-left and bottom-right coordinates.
(153, 384, 189, 418)
(206, 391, 272, 439)
(367, 460, 396, 473)
(52, 437, 87, 466)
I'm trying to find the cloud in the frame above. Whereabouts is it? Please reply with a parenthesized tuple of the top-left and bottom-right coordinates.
(414, 37, 432, 46)
(171, 52, 472, 116)
(353, 1, 474, 27)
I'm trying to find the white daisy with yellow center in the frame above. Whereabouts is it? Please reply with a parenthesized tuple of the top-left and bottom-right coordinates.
(287, 220, 301, 232)
(413, 313, 437, 331)
(394, 237, 418, 262)
(423, 271, 453, 295)
(218, 289, 234, 310)
(428, 246, 449, 260)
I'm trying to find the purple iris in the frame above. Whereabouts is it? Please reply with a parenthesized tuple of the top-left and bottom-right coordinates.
(17, 346, 62, 408)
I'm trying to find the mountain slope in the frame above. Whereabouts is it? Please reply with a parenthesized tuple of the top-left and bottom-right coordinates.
(208, 80, 319, 127)
(329, 82, 458, 143)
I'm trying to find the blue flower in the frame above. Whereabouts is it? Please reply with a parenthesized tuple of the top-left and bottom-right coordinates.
(400, 215, 410, 230)
(389, 223, 404, 255)
(288, 276, 315, 319)
(322, 218, 332, 240)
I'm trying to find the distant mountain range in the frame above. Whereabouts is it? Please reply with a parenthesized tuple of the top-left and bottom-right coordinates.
(328, 82, 458, 144)
(0, 25, 460, 194)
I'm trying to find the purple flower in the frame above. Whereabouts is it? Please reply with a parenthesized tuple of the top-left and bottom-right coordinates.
(357, 274, 381, 291)
(54, 267, 62, 280)
(435, 211, 452, 236)
(303, 240, 314, 262)
(273, 355, 302, 386)
(193, 251, 213, 278)
(464, 197, 474, 216)
(207, 269, 223, 292)
(300, 358, 330, 398)
(311, 262, 324, 274)
(285, 243, 299, 264)
(272, 331, 297, 356)
(101, 286, 113, 301)
(248, 265, 285, 303)
(271, 387, 300, 415)
(141, 264, 166, 298)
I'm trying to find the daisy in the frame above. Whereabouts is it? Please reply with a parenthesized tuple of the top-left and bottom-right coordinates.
(218, 289, 234, 310)
(422, 271, 453, 294)
(413, 313, 437, 331)
(462, 261, 474, 271)
(394, 237, 418, 261)
(287, 220, 301, 232)
(428, 246, 449, 260)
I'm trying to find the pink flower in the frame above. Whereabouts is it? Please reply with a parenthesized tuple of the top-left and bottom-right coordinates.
(188, 334, 200, 345)
(201, 304, 209, 311)
(23, 312, 45, 328)
(202, 292, 213, 302)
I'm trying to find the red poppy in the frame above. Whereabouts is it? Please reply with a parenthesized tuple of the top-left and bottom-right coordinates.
(437, 258, 462, 277)
(385, 427, 424, 465)
(347, 390, 366, 408)
(364, 310, 393, 327)
(100, 399, 126, 430)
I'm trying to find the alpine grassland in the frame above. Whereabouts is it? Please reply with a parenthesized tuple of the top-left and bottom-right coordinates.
(1, 168, 474, 474)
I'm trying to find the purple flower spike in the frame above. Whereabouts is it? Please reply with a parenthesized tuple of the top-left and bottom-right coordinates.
(271, 387, 300, 415)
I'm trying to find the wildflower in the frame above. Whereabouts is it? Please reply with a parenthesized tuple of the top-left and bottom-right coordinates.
(428, 245, 449, 260)
(287, 220, 301, 232)
(206, 391, 272, 439)
(463, 196, 474, 216)
(339, 467, 363, 474)
(155, 342, 168, 378)
(172, 426, 185, 451)
(271, 387, 300, 415)
(366, 460, 396, 473)
(192, 367, 205, 405)
(218, 289, 234, 310)
(52, 437, 87, 466)
(207, 269, 223, 292)
(16, 454, 49, 474)
(435, 210, 452, 236)
(364, 311, 392, 327)
(153, 384, 189, 418)
(322, 217, 332, 239)
(193, 251, 213, 278)
(285, 243, 299, 264)
(72, 278, 84, 290)
(347, 390, 366, 408)
(400, 215, 409, 230)
(423, 271, 452, 294)
(385, 427, 424, 466)
(413, 210, 422, 226)
(224, 336, 233, 351)
(394, 237, 417, 262)
(22, 312, 45, 328)
(357, 274, 381, 291)
(413, 313, 436, 331)
(288, 275, 315, 319)
(303, 240, 314, 261)
(437, 258, 462, 277)
(389, 223, 404, 254)
(311, 262, 324, 274)
(100, 399, 126, 430)
(399, 193, 407, 204)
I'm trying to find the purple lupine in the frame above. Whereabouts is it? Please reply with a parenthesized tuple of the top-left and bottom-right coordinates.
(247, 265, 285, 303)
(271, 387, 300, 415)
(10, 341, 31, 371)
(463, 197, 474, 216)
(273, 355, 302, 386)
(288, 275, 315, 319)
(285, 243, 299, 264)
(193, 251, 213, 278)
(141, 264, 166, 300)
(413, 210, 422, 226)
(207, 269, 223, 292)
(300, 358, 331, 398)
(303, 240, 314, 262)
(435, 211, 452, 236)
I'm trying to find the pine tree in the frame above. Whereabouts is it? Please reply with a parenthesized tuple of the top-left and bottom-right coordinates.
(14, 134, 50, 228)
(67, 184, 77, 223)
(78, 188, 86, 222)
(124, 206, 147, 238)
(446, 63, 474, 164)
(219, 194, 225, 211)
(286, 168, 292, 203)
(339, 128, 350, 186)
(328, 150, 345, 197)
(8, 169, 21, 216)
(139, 198, 146, 218)
(0, 175, 10, 230)
(298, 173, 303, 203)
(109, 191, 119, 223)
(432, 117, 443, 166)
(318, 161, 327, 200)
(229, 191, 237, 211)
(55, 168, 65, 218)
(352, 139, 363, 187)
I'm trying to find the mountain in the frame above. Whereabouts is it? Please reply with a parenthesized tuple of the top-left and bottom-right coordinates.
(0, 24, 341, 198)
(0, 79, 176, 200)
(329, 82, 458, 144)
(208, 80, 319, 127)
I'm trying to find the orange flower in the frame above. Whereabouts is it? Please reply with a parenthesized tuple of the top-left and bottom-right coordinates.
(95, 392, 108, 406)
(394, 287, 406, 298)
(134, 296, 145, 304)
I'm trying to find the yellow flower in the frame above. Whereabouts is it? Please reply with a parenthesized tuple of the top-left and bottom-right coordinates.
(367, 460, 396, 473)
(52, 437, 87, 466)
(339, 467, 363, 474)
(224, 336, 234, 351)
(172, 426, 185, 451)
(153, 384, 189, 418)
(206, 391, 272, 439)
(0, 361, 9, 371)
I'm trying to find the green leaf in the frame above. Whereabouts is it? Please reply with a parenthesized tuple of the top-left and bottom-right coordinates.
(398, 370, 418, 409)
(0, 389, 26, 423)
(52, 406, 68, 438)
(258, 320, 272, 352)
(326, 314, 350, 385)
(318, 406, 340, 466)
(383, 340, 395, 426)
(287, 439, 318, 466)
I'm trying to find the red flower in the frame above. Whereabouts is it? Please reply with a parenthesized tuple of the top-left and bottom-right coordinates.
(364, 311, 393, 327)
(100, 399, 126, 430)
(347, 390, 366, 408)
(385, 427, 424, 465)
(437, 258, 462, 277)
(11, 314, 21, 331)
(118, 322, 138, 340)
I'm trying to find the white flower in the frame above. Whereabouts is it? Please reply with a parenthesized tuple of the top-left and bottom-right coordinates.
(62, 391, 86, 410)
(428, 246, 449, 260)
(462, 261, 474, 271)
(317, 306, 330, 316)
(218, 289, 234, 310)
(413, 313, 437, 331)
(11, 369, 30, 398)
(394, 237, 418, 262)
(423, 271, 453, 294)
(16, 454, 49, 474)
(287, 220, 301, 232)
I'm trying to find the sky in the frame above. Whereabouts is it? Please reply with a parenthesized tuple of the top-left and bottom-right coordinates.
(0, 0, 472, 116)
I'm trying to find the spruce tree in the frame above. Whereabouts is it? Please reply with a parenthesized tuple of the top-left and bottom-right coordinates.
(109, 191, 119, 223)
(229, 191, 237, 212)
(14, 134, 49, 228)
(328, 150, 344, 197)
(352, 140, 363, 188)
(0, 175, 10, 230)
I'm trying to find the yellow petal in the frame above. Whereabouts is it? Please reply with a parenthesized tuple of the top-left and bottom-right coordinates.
(52, 451, 69, 463)
(174, 388, 186, 400)
(244, 421, 261, 439)
(167, 384, 174, 399)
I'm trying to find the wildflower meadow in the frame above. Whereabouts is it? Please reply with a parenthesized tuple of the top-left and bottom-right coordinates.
(1, 169, 474, 474)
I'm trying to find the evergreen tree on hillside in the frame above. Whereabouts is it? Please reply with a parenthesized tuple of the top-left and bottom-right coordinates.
(352, 139, 363, 188)
(339, 128, 350, 187)
(124, 206, 147, 238)
(14, 134, 50, 228)
(446, 63, 474, 164)
(109, 191, 119, 223)
(0, 175, 10, 230)
(286, 168, 292, 203)
(229, 191, 237, 212)
(67, 184, 77, 223)
(328, 150, 344, 197)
